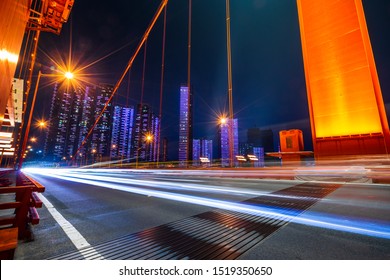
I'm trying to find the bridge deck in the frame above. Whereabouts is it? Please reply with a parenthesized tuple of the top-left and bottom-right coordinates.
(49, 182, 341, 260)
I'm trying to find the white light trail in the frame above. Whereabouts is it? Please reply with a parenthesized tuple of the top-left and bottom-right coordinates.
(23, 168, 390, 240)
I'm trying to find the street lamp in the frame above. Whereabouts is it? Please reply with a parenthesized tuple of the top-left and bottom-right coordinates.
(135, 132, 154, 168)
(218, 115, 235, 168)
(145, 133, 153, 143)
(65, 71, 74, 79)
(91, 149, 97, 165)
(37, 120, 47, 129)
(219, 117, 227, 125)
(18, 70, 74, 169)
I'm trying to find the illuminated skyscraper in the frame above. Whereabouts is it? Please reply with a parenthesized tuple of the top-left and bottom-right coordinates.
(253, 147, 265, 168)
(297, 0, 390, 157)
(91, 84, 113, 159)
(65, 87, 83, 157)
(132, 104, 159, 162)
(45, 83, 114, 163)
(178, 85, 193, 166)
(202, 139, 213, 165)
(150, 114, 160, 162)
(44, 82, 74, 161)
(111, 105, 134, 160)
(219, 118, 238, 167)
(193, 139, 213, 166)
(192, 139, 201, 166)
(78, 86, 95, 158)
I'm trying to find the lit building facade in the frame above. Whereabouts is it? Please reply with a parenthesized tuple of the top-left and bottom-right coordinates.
(150, 114, 160, 162)
(111, 105, 134, 160)
(178, 85, 193, 166)
(220, 118, 238, 167)
(192, 139, 201, 166)
(252, 147, 265, 167)
(202, 139, 213, 165)
(77, 86, 96, 159)
(132, 104, 160, 162)
(91, 84, 113, 160)
(297, 0, 390, 157)
(45, 83, 115, 163)
(65, 87, 84, 158)
(44, 82, 73, 161)
(193, 139, 213, 166)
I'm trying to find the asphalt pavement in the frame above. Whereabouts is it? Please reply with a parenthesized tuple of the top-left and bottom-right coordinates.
(7, 168, 390, 260)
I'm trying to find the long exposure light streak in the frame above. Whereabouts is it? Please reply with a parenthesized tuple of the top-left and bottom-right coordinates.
(23, 168, 390, 239)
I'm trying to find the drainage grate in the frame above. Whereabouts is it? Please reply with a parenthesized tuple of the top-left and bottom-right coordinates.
(49, 182, 341, 260)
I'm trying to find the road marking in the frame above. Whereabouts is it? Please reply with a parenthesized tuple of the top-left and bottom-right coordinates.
(37, 193, 104, 259)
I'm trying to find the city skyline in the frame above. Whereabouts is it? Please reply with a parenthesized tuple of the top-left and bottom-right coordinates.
(29, 0, 390, 161)
(40, 79, 278, 164)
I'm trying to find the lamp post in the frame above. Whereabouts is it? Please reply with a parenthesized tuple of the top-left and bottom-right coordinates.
(109, 144, 116, 168)
(219, 116, 235, 167)
(135, 132, 154, 169)
(91, 149, 97, 166)
(17, 70, 73, 169)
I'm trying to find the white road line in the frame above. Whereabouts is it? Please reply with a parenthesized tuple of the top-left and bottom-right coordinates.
(37, 193, 104, 259)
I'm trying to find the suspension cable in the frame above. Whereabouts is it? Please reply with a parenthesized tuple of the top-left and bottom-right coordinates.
(186, 0, 192, 166)
(157, 6, 168, 165)
(226, 0, 234, 167)
(72, 0, 169, 162)
(135, 40, 148, 168)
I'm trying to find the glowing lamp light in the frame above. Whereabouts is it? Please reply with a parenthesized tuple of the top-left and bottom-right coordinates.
(220, 117, 227, 125)
(38, 120, 47, 128)
(64, 71, 74, 80)
(200, 157, 210, 163)
(0, 49, 18, 63)
(145, 133, 153, 142)
(236, 155, 246, 162)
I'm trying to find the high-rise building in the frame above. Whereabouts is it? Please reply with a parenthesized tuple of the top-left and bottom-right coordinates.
(202, 139, 213, 165)
(132, 104, 160, 162)
(65, 87, 83, 158)
(193, 139, 213, 166)
(77, 86, 96, 159)
(192, 139, 200, 166)
(219, 118, 238, 167)
(239, 142, 253, 157)
(91, 84, 113, 160)
(150, 114, 160, 162)
(44, 83, 115, 164)
(44, 82, 73, 161)
(178, 85, 193, 166)
(111, 105, 134, 160)
(252, 147, 265, 167)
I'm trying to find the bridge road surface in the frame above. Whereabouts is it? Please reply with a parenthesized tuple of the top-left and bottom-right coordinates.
(15, 169, 390, 259)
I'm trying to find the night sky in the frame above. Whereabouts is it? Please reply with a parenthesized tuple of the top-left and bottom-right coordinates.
(35, 0, 390, 159)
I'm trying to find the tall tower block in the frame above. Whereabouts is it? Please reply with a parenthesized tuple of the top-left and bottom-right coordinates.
(297, 0, 390, 158)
